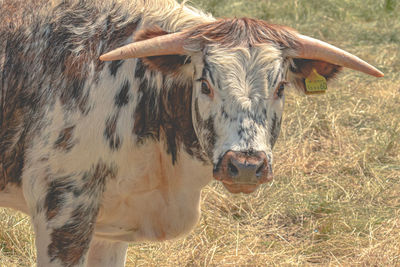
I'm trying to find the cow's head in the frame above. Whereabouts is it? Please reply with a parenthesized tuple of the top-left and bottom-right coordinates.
(100, 18, 383, 194)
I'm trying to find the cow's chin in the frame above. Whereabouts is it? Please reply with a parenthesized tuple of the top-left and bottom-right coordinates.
(220, 182, 259, 194)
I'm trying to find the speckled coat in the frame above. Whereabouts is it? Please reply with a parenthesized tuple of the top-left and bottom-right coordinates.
(0, 0, 341, 266)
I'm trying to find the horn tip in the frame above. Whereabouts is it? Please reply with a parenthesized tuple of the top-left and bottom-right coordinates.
(369, 68, 384, 77)
(375, 70, 384, 78)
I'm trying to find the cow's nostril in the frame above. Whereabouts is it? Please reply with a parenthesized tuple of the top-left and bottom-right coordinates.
(228, 161, 239, 177)
(214, 150, 272, 186)
(256, 162, 265, 177)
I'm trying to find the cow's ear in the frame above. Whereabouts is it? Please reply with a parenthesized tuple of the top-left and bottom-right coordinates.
(287, 58, 342, 93)
(135, 26, 191, 76)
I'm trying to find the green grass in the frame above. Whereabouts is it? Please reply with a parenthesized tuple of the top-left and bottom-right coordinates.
(1, 0, 399, 266)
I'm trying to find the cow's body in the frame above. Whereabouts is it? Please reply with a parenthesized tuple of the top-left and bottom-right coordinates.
(0, 0, 382, 266)
(1, 0, 216, 265)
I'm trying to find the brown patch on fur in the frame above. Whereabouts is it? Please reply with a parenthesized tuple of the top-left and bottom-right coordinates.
(133, 59, 206, 164)
(48, 205, 93, 266)
(45, 178, 69, 221)
(53, 2, 141, 81)
(293, 59, 342, 79)
(54, 126, 76, 152)
(46, 206, 60, 221)
(290, 59, 342, 92)
(0, 139, 25, 190)
(62, 19, 140, 80)
(135, 26, 169, 43)
(0, 0, 46, 30)
(187, 18, 300, 49)
(0, 37, 32, 189)
(142, 54, 190, 76)
(135, 27, 190, 76)
(81, 162, 117, 187)
(0, 0, 40, 190)
(47, 162, 116, 266)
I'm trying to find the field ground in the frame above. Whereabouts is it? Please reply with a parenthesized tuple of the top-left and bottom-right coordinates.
(1, 0, 399, 266)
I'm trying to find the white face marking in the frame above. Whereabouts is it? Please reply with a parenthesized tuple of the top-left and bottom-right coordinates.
(191, 45, 287, 166)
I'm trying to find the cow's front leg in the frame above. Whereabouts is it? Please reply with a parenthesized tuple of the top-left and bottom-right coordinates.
(32, 202, 97, 267)
(87, 238, 128, 267)
(24, 161, 116, 267)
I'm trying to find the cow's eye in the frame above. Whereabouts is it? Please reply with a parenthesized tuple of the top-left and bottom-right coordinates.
(275, 81, 286, 98)
(201, 80, 211, 95)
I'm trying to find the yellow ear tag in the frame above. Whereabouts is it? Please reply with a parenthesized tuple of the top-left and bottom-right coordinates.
(305, 68, 327, 95)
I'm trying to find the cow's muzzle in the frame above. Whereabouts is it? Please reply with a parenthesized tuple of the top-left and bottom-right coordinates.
(213, 150, 273, 194)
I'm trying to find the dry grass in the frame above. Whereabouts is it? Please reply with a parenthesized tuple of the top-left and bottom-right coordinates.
(1, 0, 399, 266)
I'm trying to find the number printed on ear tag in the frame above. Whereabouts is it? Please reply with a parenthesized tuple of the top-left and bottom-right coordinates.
(305, 68, 327, 94)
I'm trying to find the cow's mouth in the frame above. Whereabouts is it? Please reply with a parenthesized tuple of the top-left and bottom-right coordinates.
(220, 180, 260, 194)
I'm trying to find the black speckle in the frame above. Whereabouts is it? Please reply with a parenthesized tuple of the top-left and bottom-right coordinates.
(45, 176, 75, 220)
(135, 59, 146, 78)
(104, 115, 121, 151)
(221, 107, 229, 119)
(238, 127, 244, 138)
(71, 80, 83, 99)
(109, 60, 123, 77)
(60, 79, 85, 109)
(54, 126, 76, 152)
(270, 112, 282, 148)
(270, 68, 282, 89)
(115, 80, 130, 107)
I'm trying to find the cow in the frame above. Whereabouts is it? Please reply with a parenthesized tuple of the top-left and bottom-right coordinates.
(0, 0, 383, 266)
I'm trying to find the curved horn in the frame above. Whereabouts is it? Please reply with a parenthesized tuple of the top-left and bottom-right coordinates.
(295, 34, 384, 77)
(99, 32, 187, 61)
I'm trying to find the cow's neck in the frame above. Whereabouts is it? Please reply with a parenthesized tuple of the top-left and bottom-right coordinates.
(94, 58, 213, 242)
(131, 59, 208, 165)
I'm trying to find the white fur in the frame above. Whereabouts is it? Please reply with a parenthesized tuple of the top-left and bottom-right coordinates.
(191, 45, 286, 164)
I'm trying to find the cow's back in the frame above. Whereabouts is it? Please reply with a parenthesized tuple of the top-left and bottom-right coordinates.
(1, 0, 62, 189)
(0, 0, 45, 189)
(0, 0, 142, 190)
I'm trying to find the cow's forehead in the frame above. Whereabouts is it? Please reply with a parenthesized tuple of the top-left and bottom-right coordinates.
(203, 44, 284, 92)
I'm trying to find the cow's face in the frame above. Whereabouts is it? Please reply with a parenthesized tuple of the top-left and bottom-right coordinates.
(100, 18, 381, 193)
(190, 45, 286, 193)
(128, 22, 340, 194)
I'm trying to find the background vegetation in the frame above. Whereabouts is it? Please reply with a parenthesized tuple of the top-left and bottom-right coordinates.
(1, 0, 399, 265)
